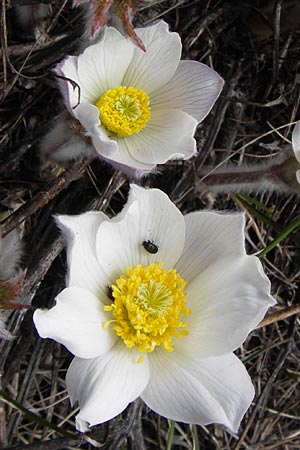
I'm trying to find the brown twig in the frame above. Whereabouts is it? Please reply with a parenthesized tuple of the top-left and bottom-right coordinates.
(234, 318, 296, 450)
(4, 0, 65, 8)
(0, 158, 92, 237)
(272, 0, 282, 86)
(20, 170, 127, 305)
(257, 304, 300, 328)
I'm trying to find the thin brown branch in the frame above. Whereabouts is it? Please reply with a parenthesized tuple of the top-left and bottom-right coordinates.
(0, 158, 92, 238)
(257, 304, 300, 328)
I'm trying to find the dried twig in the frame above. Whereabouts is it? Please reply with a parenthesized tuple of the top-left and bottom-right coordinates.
(0, 158, 92, 237)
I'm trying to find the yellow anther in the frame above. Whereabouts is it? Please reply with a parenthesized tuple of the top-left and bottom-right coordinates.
(96, 86, 150, 137)
(104, 263, 190, 355)
(136, 355, 144, 364)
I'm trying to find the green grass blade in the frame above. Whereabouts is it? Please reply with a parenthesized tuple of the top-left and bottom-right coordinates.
(232, 194, 279, 230)
(0, 389, 77, 439)
(237, 193, 274, 213)
(258, 216, 300, 258)
(166, 420, 175, 450)
(192, 424, 200, 450)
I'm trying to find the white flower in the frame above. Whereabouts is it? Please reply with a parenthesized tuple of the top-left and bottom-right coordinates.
(55, 21, 224, 175)
(33, 185, 275, 433)
(292, 120, 300, 183)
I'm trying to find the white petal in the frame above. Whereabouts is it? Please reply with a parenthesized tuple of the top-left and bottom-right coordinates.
(175, 211, 246, 282)
(72, 103, 118, 156)
(96, 186, 185, 281)
(33, 287, 116, 359)
(56, 212, 111, 297)
(141, 350, 254, 433)
(297, 169, 300, 184)
(100, 146, 156, 175)
(90, 124, 155, 171)
(72, 102, 100, 129)
(66, 343, 150, 432)
(55, 55, 80, 115)
(118, 109, 197, 165)
(176, 255, 275, 358)
(76, 27, 134, 104)
(123, 21, 181, 94)
(150, 60, 224, 122)
(292, 120, 300, 163)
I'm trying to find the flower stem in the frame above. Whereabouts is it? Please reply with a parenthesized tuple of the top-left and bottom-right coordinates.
(199, 155, 300, 194)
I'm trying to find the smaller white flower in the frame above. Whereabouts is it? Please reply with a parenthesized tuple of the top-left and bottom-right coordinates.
(34, 185, 275, 433)
(292, 120, 300, 183)
(55, 21, 224, 175)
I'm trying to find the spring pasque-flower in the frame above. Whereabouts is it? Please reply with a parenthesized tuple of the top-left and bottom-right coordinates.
(55, 21, 224, 175)
(34, 185, 275, 432)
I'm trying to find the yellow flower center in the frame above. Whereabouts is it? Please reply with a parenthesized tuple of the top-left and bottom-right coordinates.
(96, 86, 151, 137)
(104, 263, 190, 355)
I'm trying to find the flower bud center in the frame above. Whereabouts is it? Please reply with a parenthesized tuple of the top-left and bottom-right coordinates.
(96, 86, 150, 137)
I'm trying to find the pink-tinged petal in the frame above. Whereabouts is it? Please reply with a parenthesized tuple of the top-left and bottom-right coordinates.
(56, 212, 110, 297)
(292, 120, 300, 164)
(150, 60, 224, 122)
(123, 21, 181, 94)
(175, 255, 275, 358)
(66, 343, 150, 432)
(142, 350, 254, 433)
(54, 55, 80, 115)
(96, 186, 185, 281)
(118, 109, 197, 165)
(76, 27, 134, 104)
(33, 287, 116, 359)
(175, 211, 246, 283)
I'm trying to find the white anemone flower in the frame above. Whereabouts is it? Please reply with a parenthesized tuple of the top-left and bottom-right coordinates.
(33, 185, 275, 433)
(291, 120, 300, 183)
(55, 21, 224, 175)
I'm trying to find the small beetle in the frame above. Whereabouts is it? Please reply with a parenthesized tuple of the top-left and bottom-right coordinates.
(107, 286, 114, 301)
(142, 240, 159, 254)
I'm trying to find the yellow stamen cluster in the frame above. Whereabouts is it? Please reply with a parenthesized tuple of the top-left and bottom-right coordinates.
(96, 86, 150, 137)
(104, 263, 190, 354)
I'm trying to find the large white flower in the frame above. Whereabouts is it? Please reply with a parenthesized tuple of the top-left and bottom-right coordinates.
(33, 186, 275, 433)
(292, 120, 300, 183)
(55, 21, 224, 175)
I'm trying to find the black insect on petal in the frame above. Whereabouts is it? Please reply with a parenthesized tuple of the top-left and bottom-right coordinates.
(142, 240, 159, 254)
(107, 286, 114, 301)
